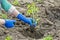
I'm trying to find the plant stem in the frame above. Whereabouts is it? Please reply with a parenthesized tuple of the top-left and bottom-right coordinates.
(32, 13, 34, 23)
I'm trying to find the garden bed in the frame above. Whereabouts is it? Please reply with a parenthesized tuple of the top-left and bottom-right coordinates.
(0, 0, 60, 40)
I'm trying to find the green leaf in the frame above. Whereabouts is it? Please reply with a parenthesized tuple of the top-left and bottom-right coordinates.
(36, 18, 40, 24)
(1, 14, 7, 19)
(12, 0, 20, 6)
(5, 36, 12, 40)
(27, 2, 38, 15)
(27, 4, 31, 8)
(43, 35, 53, 40)
(27, 10, 32, 15)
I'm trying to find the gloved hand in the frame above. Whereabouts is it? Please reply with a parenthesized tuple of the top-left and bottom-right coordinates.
(17, 13, 37, 27)
(4, 19, 16, 28)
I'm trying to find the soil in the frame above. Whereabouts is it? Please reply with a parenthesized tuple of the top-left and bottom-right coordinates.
(0, 0, 60, 40)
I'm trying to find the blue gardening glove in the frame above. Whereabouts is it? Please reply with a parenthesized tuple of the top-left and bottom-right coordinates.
(4, 19, 16, 28)
(17, 13, 37, 27)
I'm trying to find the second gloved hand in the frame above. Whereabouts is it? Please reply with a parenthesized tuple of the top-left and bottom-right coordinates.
(4, 19, 16, 28)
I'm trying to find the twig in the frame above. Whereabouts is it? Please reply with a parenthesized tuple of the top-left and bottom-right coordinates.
(44, 18, 54, 25)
